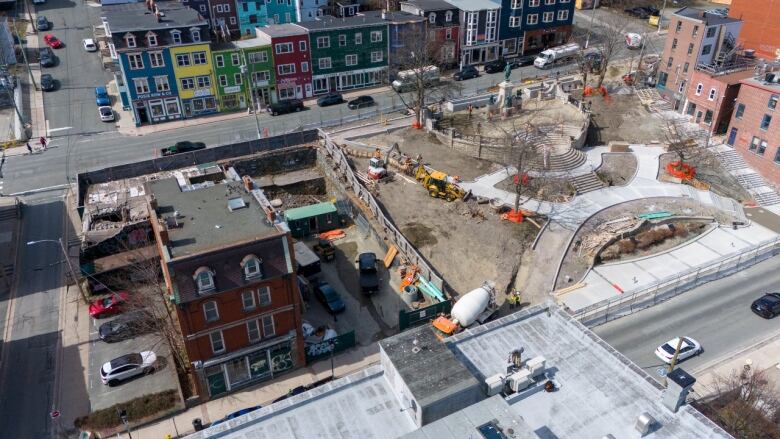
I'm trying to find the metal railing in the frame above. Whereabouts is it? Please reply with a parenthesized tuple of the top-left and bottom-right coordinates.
(570, 236, 780, 327)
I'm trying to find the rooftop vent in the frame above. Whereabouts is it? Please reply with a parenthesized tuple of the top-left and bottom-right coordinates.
(228, 198, 247, 211)
(635, 413, 656, 436)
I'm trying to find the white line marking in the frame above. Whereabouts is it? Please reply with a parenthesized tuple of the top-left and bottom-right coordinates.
(47, 127, 73, 134)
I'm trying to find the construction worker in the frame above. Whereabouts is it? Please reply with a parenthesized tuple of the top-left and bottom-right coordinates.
(514, 290, 522, 308)
(507, 292, 517, 309)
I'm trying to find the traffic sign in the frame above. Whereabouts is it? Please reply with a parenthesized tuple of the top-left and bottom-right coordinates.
(50, 410, 60, 420)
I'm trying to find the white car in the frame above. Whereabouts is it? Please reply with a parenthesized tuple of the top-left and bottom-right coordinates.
(83, 38, 97, 52)
(99, 106, 114, 122)
(100, 351, 157, 385)
(655, 337, 701, 364)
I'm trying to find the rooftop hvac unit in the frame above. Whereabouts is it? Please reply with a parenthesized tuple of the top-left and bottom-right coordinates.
(635, 412, 656, 436)
(484, 373, 504, 396)
(507, 369, 532, 393)
(525, 356, 546, 379)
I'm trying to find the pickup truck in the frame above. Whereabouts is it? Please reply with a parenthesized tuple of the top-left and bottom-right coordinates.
(357, 252, 380, 294)
(313, 239, 336, 261)
(160, 141, 206, 156)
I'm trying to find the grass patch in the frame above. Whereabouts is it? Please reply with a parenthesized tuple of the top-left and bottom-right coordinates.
(74, 389, 179, 430)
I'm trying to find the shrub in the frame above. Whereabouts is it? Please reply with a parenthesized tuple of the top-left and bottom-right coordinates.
(74, 389, 180, 431)
(617, 239, 636, 253)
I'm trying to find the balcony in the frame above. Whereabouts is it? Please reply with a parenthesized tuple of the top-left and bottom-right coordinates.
(696, 56, 757, 76)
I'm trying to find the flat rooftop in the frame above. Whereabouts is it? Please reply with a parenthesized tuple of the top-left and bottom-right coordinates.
(255, 23, 307, 38)
(400, 0, 459, 11)
(103, 1, 207, 33)
(296, 14, 389, 31)
(675, 7, 740, 26)
(149, 178, 277, 258)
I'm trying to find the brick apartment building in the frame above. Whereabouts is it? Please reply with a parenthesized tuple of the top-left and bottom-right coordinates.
(725, 73, 780, 185)
(684, 66, 753, 135)
(148, 177, 304, 400)
(728, 0, 780, 61)
(656, 7, 742, 110)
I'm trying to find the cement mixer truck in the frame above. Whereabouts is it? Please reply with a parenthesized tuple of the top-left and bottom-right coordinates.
(533, 43, 580, 69)
(432, 281, 499, 338)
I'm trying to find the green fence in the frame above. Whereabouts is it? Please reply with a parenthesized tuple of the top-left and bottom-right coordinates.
(398, 300, 452, 331)
(305, 331, 356, 363)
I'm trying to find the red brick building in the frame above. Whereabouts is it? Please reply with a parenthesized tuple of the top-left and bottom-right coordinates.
(726, 74, 780, 185)
(256, 24, 313, 100)
(684, 66, 753, 135)
(148, 177, 304, 400)
(729, 0, 780, 61)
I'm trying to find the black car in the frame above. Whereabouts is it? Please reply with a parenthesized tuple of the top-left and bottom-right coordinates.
(160, 141, 206, 156)
(36, 16, 49, 31)
(751, 293, 780, 319)
(267, 99, 304, 116)
(357, 252, 380, 294)
(510, 55, 536, 68)
(39, 47, 55, 67)
(317, 93, 344, 107)
(484, 59, 507, 74)
(453, 66, 479, 81)
(98, 313, 150, 343)
(347, 95, 374, 110)
(40, 74, 55, 91)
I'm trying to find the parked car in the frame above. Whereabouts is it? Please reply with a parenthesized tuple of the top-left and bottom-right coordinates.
(314, 281, 346, 314)
(160, 141, 206, 156)
(316, 93, 344, 107)
(40, 74, 56, 92)
(267, 99, 304, 116)
(751, 292, 780, 319)
(99, 106, 114, 122)
(453, 65, 479, 81)
(39, 47, 55, 67)
(43, 34, 63, 49)
(654, 337, 701, 364)
(510, 55, 536, 68)
(95, 86, 110, 106)
(100, 351, 157, 386)
(211, 406, 263, 426)
(357, 252, 380, 294)
(36, 16, 49, 31)
(98, 313, 149, 342)
(347, 95, 375, 110)
(484, 58, 507, 74)
(83, 38, 97, 52)
(89, 292, 129, 318)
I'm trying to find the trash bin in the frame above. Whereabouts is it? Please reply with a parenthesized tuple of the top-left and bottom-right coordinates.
(192, 418, 204, 431)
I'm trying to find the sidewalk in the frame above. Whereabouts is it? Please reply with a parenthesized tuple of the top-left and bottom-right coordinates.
(22, 11, 46, 141)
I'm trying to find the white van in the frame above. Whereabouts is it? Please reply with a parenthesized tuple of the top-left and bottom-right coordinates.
(392, 66, 440, 92)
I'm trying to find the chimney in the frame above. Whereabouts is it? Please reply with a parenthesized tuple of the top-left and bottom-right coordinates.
(662, 368, 696, 413)
(157, 220, 170, 245)
(242, 175, 254, 191)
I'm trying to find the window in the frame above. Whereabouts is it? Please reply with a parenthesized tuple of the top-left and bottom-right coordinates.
(701, 44, 712, 55)
(125, 34, 136, 48)
(319, 57, 332, 69)
(196, 75, 211, 88)
(209, 331, 225, 354)
(154, 76, 170, 92)
(429, 12, 436, 23)
(761, 114, 772, 130)
(279, 86, 296, 99)
(704, 110, 713, 125)
(355, 33, 362, 44)
(200, 4, 206, 12)
(545, 0, 555, 4)
(686, 102, 696, 116)
(371, 51, 382, 62)
(219, 74, 228, 87)
(445, 10, 452, 22)
(706, 27, 716, 38)
(252, 71, 270, 83)
(345, 54, 357, 66)
(247, 319, 261, 343)
(284, 13, 290, 23)
(176, 54, 191, 67)
(258, 287, 271, 306)
(242, 256, 262, 279)
(275, 42, 293, 54)
(224, 4, 231, 11)
(758, 140, 767, 155)
(687, 43, 694, 55)
(509, 16, 521, 27)
(262, 315, 275, 337)
(149, 100, 165, 118)
(446, 28, 452, 40)
(371, 31, 382, 42)
(195, 267, 215, 291)
(557, 10, 569, 21)
(231, 53, 240, 65)
(750, 136, 760, 151)
(278, 63, 295, 75)
(678, 80, 686, 93)
(301, 61, 309, 72)
(672, 38, 678, 49)
(313, 77, 328, 92)
(181, 77, 195, 89)
(248, 51, 268, 63)
(203, 301, 219, 322)
(216, 4, 224, 12)
(171, 30, 182, 45)
(128, 53, 143, 70)
(675, 21, 682, 33)
(658, 71, 668, 87)
(316, 36, 330, 49)
(192, 29, 201, 42)
(299, 40, 307, 51)
(683, 62, 689, 73)
(774, 148, 780, 164)
(695, 83, 703, 95)
(667, 57, 673, 68)
(511, 0, 521, 6)
(529, 0, 540, 5)
(708, 88, 717, 101)
(216, 55, 224, 68)
(193, 52, 207, 65)
(149, 51, 164, 68)
(527, 14, 538, 25)
(542, 11, 554, 23)
(769, 95, 778, 110)
(234, 73, 242, 85)
(693, 25, 699, 37)
(241, 291, 256, 310)
(735, 103, 745, 119)
(133, 78, 149, 94)
(147, 33, 157, 47)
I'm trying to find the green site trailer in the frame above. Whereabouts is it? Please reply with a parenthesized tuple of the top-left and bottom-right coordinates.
(284, 202, 339, 238)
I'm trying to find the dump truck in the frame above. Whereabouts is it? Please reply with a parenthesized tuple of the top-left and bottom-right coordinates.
(432, 281, 499, 338)
(414, 164, 467, 201)
(534, 43, 580, 69)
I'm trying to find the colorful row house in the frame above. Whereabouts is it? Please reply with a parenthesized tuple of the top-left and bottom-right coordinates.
(256, 24, 312, 100)
(498, 0, 574, 57)
(212, 38, 278, 111)
(400, 0, 461, 68)
(237, 0, 269, 36)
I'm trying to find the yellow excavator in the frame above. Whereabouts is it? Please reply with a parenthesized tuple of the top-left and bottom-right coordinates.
(414, 164, 467, 202)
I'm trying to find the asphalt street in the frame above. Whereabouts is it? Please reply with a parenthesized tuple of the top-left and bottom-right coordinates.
(595, 255, 780, 382)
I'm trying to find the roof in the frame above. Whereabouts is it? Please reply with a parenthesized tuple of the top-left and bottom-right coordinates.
(360, 10, 426, 23)
(283, 202, 337, 222)
(234, 37, 271, 49)
(149, 178, 278, 258)
(293, 241, 320, 267)
(400, 0, 458, 11)
(741, 74, 780, 93)
(102, 1, 208, 33)
(295, 14, 390, 31)
(254, 23, 308, 38)
(441, 0, 499, 12)
(674, 7, 740, 26)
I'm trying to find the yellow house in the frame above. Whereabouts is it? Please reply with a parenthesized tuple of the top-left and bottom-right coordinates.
(169, 43, 218, 118)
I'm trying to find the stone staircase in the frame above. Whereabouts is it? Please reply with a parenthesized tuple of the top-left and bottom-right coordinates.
(735, 173, 767, 189)
(753, 190, 780, 206)
(570, 172, 604, 194)
(713, 148, 749, 171)
(531, 148, 587, 172)
(710, 145, 780, 207)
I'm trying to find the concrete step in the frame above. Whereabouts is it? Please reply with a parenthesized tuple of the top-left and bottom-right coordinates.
(570, 172, 604, 194)
(754, 191, 780, 206)
(736, 173, 767, 189)
(715, 149, 748, 171)
(532, 148, 586, 172)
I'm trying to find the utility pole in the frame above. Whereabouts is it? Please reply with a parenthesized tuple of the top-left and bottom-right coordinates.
(584, 1, 598, 49)
(657, 0, 668, 34)
(663, 337, 685, 387)
(27, 239, 89, 304)
(240, 49, 261, 140)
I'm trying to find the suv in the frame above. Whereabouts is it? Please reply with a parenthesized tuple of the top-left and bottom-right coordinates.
(751, 293, 780, 319)
(357, 252, 380, 294)
(267, 99, 304, 116)
(39, 47, 55, 67)
(453, 65, 479, 81)
(100, 351, 157, 386)
(484, 58, 507, 74)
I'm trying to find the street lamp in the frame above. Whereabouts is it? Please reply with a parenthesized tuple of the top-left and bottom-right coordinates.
(240, 50, 262, 140)
(27, 238, 88, 304)
(584, 1, 597, 49)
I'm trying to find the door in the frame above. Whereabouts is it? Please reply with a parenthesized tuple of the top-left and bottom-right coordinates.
(727, 127, 738, 146)
(296, 85, 303, 99)
(137, 106, 149, 124)
(305, 83, 312, 97)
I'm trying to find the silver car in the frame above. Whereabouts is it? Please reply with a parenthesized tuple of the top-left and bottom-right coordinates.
(99, 106, 114, 122)
(100, 351, 157, 385)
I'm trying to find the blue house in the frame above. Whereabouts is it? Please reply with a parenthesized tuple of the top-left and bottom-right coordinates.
(237, 0, 269, 36)
(266, 0, 297, 24)
(498, 0, 574, 56)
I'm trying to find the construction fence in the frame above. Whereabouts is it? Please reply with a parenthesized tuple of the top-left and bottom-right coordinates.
(399, 300, 452, 331)
(571, 235, 780, 327)
(305, 331, 357, 363)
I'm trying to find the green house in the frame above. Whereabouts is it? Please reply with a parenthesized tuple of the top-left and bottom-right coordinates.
(284, 202, 339, 238)
(235, 39, 277, 107)
(297, 15, 389, 96)
(212, 44, 248, 112)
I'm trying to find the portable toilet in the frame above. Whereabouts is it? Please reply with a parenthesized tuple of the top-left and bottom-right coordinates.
(284, 202, 339, 238)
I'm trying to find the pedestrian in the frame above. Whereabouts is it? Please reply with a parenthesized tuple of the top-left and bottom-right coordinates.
(26, 142, 32, 154)
(468, 104, 473, 118)
(39, 136, 47, 150)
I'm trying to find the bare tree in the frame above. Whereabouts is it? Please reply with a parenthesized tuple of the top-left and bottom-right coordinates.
(593, 15, 631, 89)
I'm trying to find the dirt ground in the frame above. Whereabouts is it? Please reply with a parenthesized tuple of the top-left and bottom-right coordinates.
(596, 153, 638, 187)
(574, 91, 667, 145)
(555, 196, 742, 290)
(496, 175, 575, 202)
(659, 152, 752, 202)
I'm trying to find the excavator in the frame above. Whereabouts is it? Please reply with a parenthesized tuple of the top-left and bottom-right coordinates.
(414, 164, 467, 202)
(367, 143, 415, 179)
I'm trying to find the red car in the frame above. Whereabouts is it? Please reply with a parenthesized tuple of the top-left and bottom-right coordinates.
(44, 34, 63, 49)
(89, 292, 129, 318)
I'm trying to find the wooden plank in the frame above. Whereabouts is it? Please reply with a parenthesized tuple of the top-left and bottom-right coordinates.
(383, 245, 398, 268)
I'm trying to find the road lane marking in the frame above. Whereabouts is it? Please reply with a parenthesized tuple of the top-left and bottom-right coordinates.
(47, 126, 73, 135)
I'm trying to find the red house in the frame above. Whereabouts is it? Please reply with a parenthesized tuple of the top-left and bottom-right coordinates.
(256, 24, 312, 100)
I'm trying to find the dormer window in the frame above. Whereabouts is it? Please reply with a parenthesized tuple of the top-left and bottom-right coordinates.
(146, 32, 158, 47)
(241, 255, 263, 280)
(445, 10, 453, 22)
(190, 28, 201, 43)
(194, 266, 215, 293)
(171, 30, 182, 45)
(429, 12, 436, 23)
(124, 33, 136, 48)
